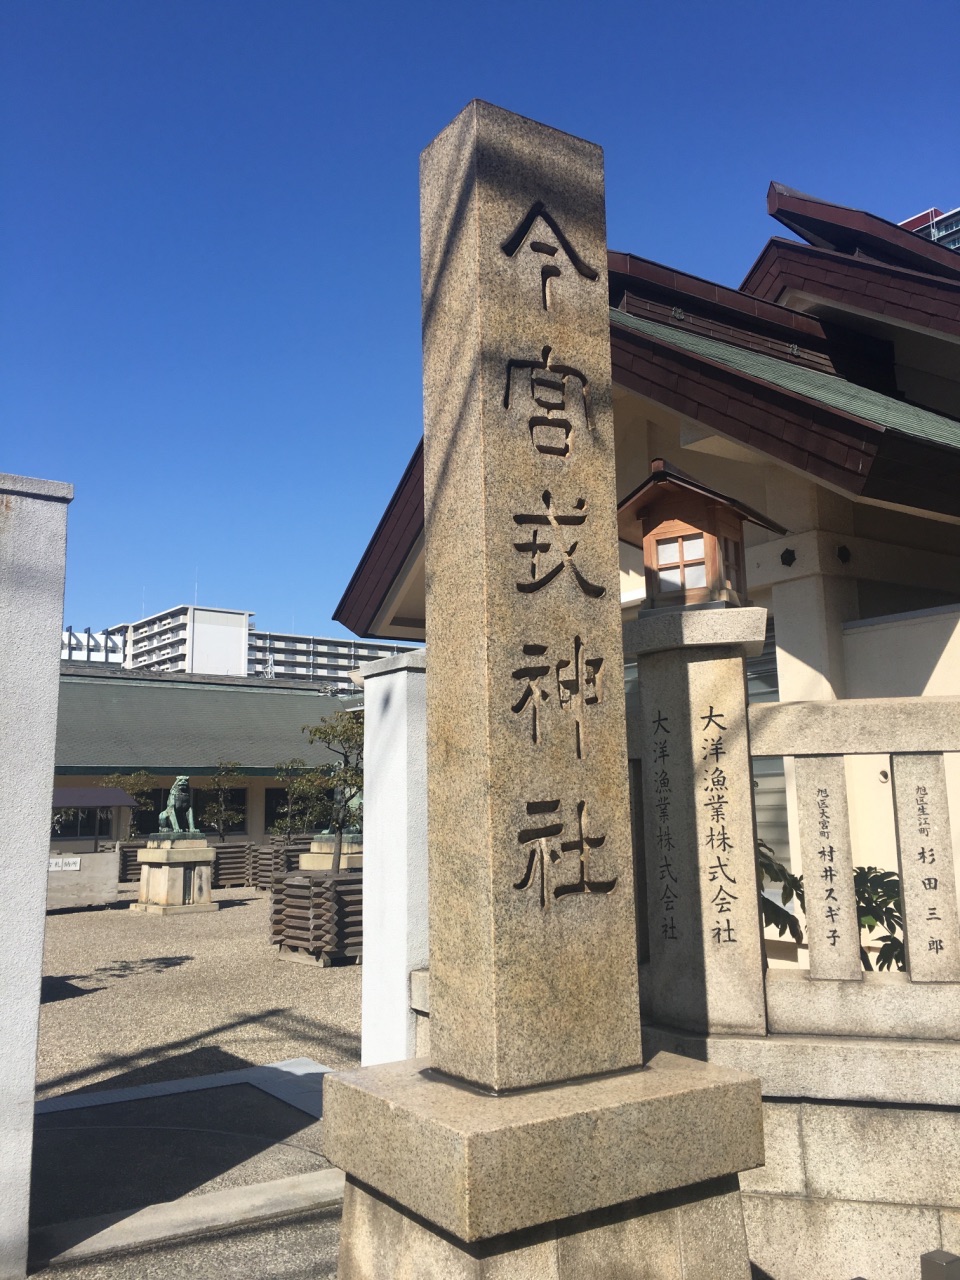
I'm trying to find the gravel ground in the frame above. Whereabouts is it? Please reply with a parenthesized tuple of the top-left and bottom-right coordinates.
(38, 887, 362, 1099)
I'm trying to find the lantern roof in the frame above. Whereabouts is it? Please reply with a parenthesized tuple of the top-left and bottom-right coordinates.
(617, 458, 787, 550)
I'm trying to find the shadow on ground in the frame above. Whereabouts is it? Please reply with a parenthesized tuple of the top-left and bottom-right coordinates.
(36, 1011, 359, 1097)
(30, 1068, 330, 1263)
(41, 957, 193, 1004)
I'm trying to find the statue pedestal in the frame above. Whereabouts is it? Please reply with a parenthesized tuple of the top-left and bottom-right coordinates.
(130, 839, 217, 915)
(299, 836, 363, 872)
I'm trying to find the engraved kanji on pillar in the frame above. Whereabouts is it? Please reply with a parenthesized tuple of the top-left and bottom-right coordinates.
(422, 101, 640, 1092)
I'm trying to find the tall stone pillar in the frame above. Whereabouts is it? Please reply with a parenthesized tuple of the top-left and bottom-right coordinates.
(0, 473, 72, 1279)
(323, 102, 763, 1278)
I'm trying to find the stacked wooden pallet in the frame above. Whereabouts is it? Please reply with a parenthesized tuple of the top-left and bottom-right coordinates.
(253, 844, 290, 890)
(270, 870, 363, 963)
(118, 842, 147, 883)
(270, 834, 314, 870)
(212, 842, 256, 888)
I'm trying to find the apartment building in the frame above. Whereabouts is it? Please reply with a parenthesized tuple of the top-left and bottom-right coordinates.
(900, 204, 960, 251)
(62, 605, 412, 690)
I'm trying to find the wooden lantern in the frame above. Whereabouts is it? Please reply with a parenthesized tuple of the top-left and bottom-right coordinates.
(617, 459, 786, 609)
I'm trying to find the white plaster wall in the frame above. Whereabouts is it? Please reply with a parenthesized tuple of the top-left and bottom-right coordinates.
(359, 651, 428, 1065)
(843, 606, 960, 699)
(0, 474, 72, 1278)
(772, 575, 858, 702)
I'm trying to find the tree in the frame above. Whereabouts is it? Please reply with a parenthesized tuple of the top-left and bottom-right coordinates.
(100, 771, 160, 839)
(271, 759, 334, 840)
(303, 709, 364, 871)
(757, 840, 905, 971)
(756, 839, 804, 946)
(194, 761, 246, 842)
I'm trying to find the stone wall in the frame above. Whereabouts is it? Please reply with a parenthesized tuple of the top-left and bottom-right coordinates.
(743, 1099, 960, 1280)
(415, 979, 960, 1279)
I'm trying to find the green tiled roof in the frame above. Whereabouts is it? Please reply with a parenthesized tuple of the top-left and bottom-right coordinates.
(611, 309, 960, 452)
(56, 672, 345, 773)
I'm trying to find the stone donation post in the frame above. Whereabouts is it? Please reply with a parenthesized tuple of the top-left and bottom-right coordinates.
(626, 609, 769, 1035)
(323, 101, 763, 1278)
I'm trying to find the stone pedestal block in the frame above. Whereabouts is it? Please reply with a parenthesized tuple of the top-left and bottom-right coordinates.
(130, 839, 217, 915)
(300, 850, 363, 871)
(302, 835, 363, 872)
(338, 1173, 752, 1280)
(323, 1053, 762, 1245)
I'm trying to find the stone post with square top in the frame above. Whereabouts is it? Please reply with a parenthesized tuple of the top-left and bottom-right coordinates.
(625, 608, 769, 1035)
(323, 101, 764, 1278)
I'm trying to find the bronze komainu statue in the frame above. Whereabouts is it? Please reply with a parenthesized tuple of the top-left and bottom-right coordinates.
(158, 776, 197, 834)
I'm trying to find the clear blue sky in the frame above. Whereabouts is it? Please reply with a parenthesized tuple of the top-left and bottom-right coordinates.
(3, 0, 957, 637)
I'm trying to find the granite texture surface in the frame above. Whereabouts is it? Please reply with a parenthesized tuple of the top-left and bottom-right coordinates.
(736, 1103, 805, 1198)
(338, 1174, 752, 1280)
(134, 860, 215, 912)
(641, 1021, 960, 1103)
(322, 1052, 763, 1242)
(747, 695, 960, 757)
(764, 968, 960, 1040)
(622, 608, 766, 660)
(137, 844, 215, 866)
(941, 1212, 960, 1257)
(635, 640, 766, 1035)
(800, 1102, 960, 1209)
(420, 100, 641, 1091)
(742, 1193, 941, 1280)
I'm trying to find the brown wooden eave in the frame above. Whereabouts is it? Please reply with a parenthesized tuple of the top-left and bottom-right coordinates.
(608, 250, 825, 338)
(332, 440, 424, 637)
(335, 319, 960, 639)
(610, 318, 960, 519)
(741, 238, 960, 344)
(766, 183, 960, 284)
(609, 249, 896, 394)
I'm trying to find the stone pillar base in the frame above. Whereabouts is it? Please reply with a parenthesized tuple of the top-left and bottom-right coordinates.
(324, 1052, 762, 1277)
(339, 1172, 751, 1279)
